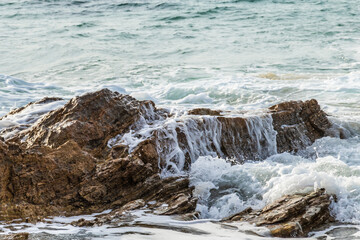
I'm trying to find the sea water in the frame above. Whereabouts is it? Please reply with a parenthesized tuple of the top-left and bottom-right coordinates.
(1, 0, 360, 239)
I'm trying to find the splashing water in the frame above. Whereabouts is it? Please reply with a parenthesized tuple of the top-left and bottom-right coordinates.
(107, 109, 278, 176)
(190, 136, 360, 224)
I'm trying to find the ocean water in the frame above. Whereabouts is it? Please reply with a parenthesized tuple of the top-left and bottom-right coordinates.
(1, 0, 360, 239)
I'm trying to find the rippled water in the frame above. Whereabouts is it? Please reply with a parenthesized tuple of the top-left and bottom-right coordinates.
(1, 0, 360, 239)
(1, 0, 360, 116)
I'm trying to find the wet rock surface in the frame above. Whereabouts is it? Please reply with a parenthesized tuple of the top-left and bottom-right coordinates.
(0, 89, 194, 222)
(188, 108, 222, 116)
(155, 99, 332, 171)
(0, 89, 335, 237)
(269, 99, 332, 153)
(223, 188, 335, 238)
(0, 233, 29, 240)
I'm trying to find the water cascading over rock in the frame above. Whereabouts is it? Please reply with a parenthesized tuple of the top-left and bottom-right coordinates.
(0, 89, 334, 237)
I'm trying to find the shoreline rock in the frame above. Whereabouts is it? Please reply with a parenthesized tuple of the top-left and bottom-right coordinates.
(0, 89, 336, 237)
(223, 188, 335, 238)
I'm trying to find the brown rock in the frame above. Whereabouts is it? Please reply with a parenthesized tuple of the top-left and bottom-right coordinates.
(71, 199, 146, 227)
(188, 108, 222, 116)
(156, 99, 331, 168)
(70, 175, 197, 227)
(0, 89, 333, 224)
(155, 193, 197, 215)
(224, 189, 335, 237)
(0, 233, 29, 240)
(14, 89, 167, 157)
(270, 99, 332, 153)
(0, 90, 182, 221)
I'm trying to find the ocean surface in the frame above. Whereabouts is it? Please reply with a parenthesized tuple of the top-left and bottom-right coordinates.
(1, 0, 360, 239)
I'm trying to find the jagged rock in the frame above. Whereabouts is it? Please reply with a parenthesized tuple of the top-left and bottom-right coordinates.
(270, 99, 332, 153)
(12, 89, 167, 158)
(71, 197, 199, 227)
(0, 90, 194, 221)
(71, 199, 146, 227)
(223, 189, 335, 237)
(0, 89, 333, 224)
(158, 99, 331, 169)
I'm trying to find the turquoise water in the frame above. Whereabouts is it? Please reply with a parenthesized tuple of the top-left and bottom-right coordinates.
(2, 1, 360, 239)
(1, 0, 360, 117)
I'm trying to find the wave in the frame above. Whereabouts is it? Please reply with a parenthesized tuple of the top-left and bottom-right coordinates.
(191, 135, 360, 223)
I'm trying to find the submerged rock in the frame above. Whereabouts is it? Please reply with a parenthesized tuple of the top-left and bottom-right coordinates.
(223, 189, 335, 237)
(0, 89, 334, 230)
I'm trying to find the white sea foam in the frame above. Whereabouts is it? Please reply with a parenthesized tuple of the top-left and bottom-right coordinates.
(190, 156, 264, 219)
(177, 92, 213, 104)
(0, 209, 275, 240)
(3, 71, 360, 123)
(107, 102, 166, 151)
(0, 100, 66, 128)
(156, 115, 223, 175)
(0, 98, 66, 139)
(190, 136, 360, 225)
(108, 106, 278, 177)
(0, 75, 67, 117)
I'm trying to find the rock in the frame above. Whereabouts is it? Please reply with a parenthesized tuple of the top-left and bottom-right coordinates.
(71, 199, 146, 227)
(154, 193, 197, 215)
(120, 199, 146, 211)
(172, 211, 200, 221)
(156, 99, 332, 168)
(0, 90, 192, 221)
(223, 189, 335, 237)
(0, 89, 333, 223)
(216, 116, 276, 162)
(0, 233, 29, 240)
(188, 108, 222, 116)
(270, 99, 332, 153)
(13, 89, 167, 158)
(0, 139, 98, 221)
